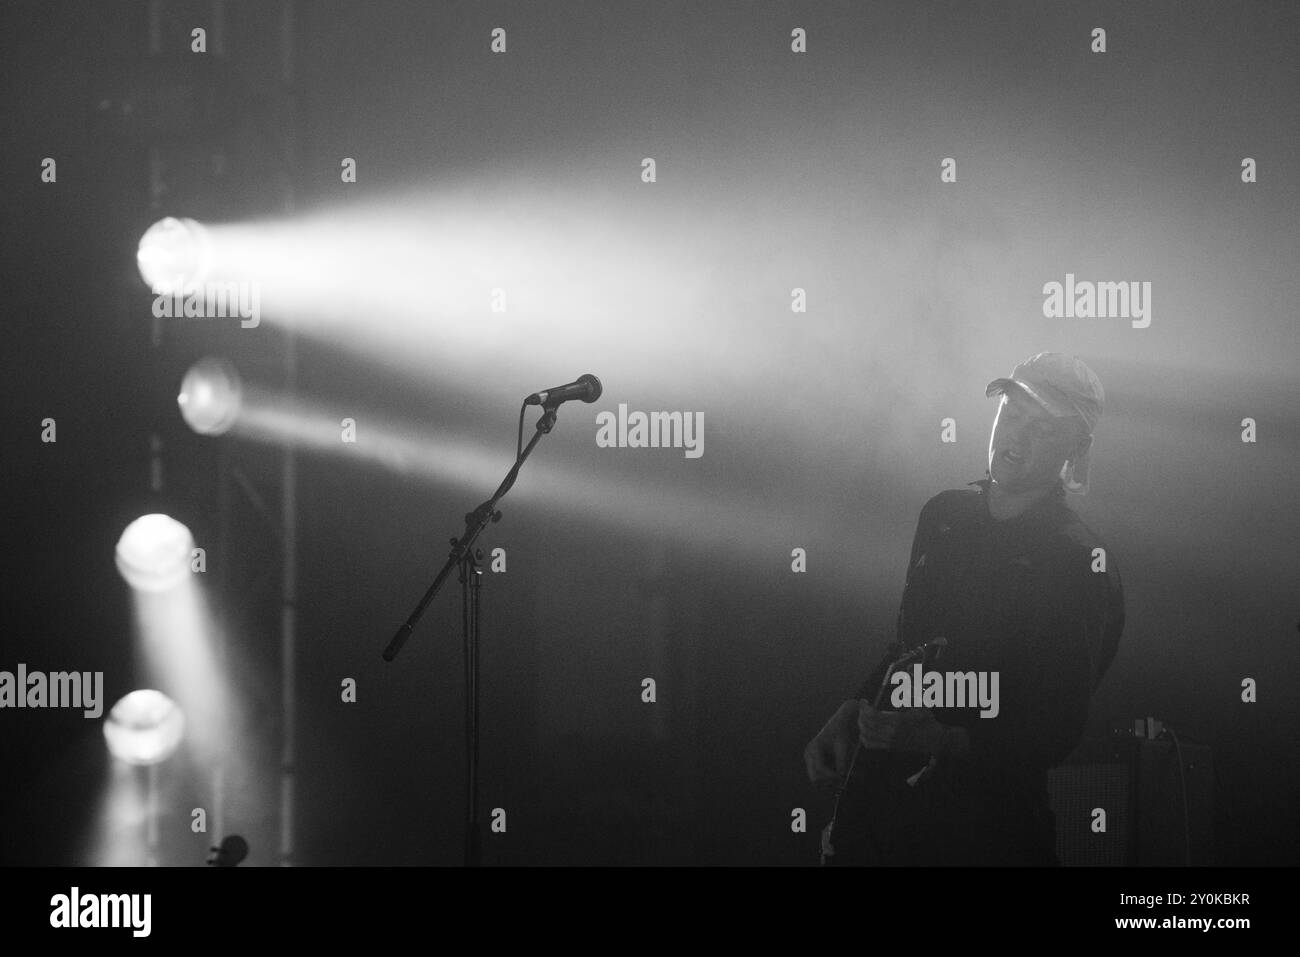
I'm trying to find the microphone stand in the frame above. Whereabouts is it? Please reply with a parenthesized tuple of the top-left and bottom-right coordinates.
(384, 402, 561, 867)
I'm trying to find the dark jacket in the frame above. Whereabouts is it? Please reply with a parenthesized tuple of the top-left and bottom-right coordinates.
(842, 478, 1124, 865)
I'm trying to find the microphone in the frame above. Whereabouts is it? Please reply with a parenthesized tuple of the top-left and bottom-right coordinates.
(524, 374, 602, 407)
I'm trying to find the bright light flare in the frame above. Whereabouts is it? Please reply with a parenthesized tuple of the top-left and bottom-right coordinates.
(178, 357, 243, 436)
(137, 216, 212, 294)
(115, 514, 195, 593)
(103, 690, 185, 766)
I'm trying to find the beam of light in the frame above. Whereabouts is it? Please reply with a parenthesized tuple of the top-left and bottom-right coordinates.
(178, 356, 243, 436)
(128, 576, 234, 766)
(134, 184, 845, 460)
(114, 546, 264, 865)
(120, 191, 1047, 500)
(137, 216, 213, 294)
(102, 689, 185, 766)
(84, 758, 151, 867)
(115, 514, 195, 593)
(115, 515, 234, 763)
(218, 380, 869, 572)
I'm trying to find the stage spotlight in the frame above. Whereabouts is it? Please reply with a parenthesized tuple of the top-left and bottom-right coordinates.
(115, 514, 195, 593)
(178, 357, 243, 436)
(103, 690, 185, 766)
(136, 216, 212, 294)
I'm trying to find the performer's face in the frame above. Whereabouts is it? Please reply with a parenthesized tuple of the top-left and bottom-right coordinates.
(987, 389, 1084, 492)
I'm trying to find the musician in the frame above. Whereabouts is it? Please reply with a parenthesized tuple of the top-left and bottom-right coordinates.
(804, 353, 1125, 865)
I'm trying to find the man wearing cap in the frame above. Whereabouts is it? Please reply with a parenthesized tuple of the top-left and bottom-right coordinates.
(805, 353, 1125, 865)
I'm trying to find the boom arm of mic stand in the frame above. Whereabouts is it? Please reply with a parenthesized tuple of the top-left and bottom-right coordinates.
(383, 406, 558, 661)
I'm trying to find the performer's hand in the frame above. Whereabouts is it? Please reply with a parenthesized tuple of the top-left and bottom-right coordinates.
(803, 699, 860, 785)
(857, 701, 948, 754)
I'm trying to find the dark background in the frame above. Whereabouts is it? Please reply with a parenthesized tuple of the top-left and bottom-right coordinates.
(2, 0, 1296, 865)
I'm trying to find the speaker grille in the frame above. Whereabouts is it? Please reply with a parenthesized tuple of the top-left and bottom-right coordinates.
(1048, 763, 1131, 866)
